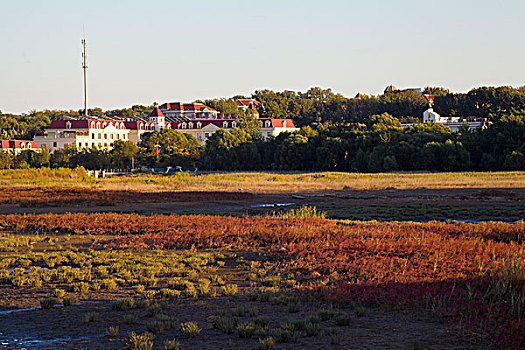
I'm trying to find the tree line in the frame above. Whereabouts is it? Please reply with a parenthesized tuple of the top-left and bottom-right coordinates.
(2, 110, 524, 172)
(1, 85, 525, 171)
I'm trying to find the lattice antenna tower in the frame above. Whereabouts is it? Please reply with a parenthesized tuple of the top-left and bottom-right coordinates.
(81, 28, 88, 116)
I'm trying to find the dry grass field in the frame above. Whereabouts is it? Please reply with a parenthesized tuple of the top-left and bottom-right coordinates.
(1, 168, 525, 192)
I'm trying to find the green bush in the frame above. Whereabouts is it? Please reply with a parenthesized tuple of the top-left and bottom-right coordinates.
(213, 316, 237, 334)
(111, 300, 127, 311)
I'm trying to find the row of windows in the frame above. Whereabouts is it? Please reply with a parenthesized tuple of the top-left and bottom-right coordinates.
(179, 121, 240, 129)
(65, 121, 162, 131)
(47, 142, 113, 149)
(178, 120, 275, 129)
(91, 133, 127, 140)
(79, 142, 112, 148)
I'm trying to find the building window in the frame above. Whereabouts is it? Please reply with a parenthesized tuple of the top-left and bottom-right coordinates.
(92, 134, 95, 139)
(91, 122, 95, 128)
(265, 120, 271, 128)
(197, 122, 202, 128)
(103, 122, 107, 128)
(96, 122, 101, 129)
(20, 143, 25, 149)
(182, 123, 187, 129)
(267, 132, 272, 137)
(232, 121, 237, 128)
(104, 134, 107, 139)
(205, 133, 210, 138)
(189, 122, 193, 129)
(66, 121, 71, 129)
(53, 142, 57, 147)
(223, 121, 228, 128)
(98, 134, 101, 139)
(27, 143, 31, 149)
(110, 134, 113, 139)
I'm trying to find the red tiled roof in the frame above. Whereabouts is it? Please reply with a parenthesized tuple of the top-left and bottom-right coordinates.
(270, 119, 295, 128)
(424, 95, 435, 103)
(159, 102, 218, 113)
(384, 85, 398, 92)
(0, 140, 39, 150)
(235, 99, 262, 107)
(149, 107, 165, 118)
(49, 119, 131, 130)
(48, 120, 90, 129)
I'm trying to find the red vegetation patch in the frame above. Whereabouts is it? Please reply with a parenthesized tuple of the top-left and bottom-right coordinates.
(0, 187, 252, 207)
(1, 213, 524, 347)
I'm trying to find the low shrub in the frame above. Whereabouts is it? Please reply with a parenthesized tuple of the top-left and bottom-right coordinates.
(106, 326, 119, 338)
(54, 289, 66, 299)
(222, 284, 238, 296)
(334, 313, 351, 326)
(124, 314, 137, 324)
(83, 312, 99, 323)
(143, 290, 156, 300)
(213, 316, 237, 334)
(134, 285, 145, 294)
(127, 331, 154, 350)
(111, 300, 127, 311)
(163, 339, 180, 350)
(237, 322, 256, 338)
(180, 321, 201, 338)
(258, 337, 276, 350)
(40, 298, 57, 310)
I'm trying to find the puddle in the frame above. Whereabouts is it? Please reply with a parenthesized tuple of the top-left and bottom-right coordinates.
(6, 268, 32, 273)
(251, 202, 295, 208)
(0, 331, 98, 349)
(0, 307, 39, 315)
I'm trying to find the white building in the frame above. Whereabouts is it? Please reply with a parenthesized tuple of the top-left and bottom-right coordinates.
(401, 108, 484, 132)
(34, 107, 299, 151)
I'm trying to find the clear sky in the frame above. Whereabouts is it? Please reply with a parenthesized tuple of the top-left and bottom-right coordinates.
(1, 0, 524, 114)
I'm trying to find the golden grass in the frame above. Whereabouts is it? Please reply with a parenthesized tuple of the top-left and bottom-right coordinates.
(0, 169, 524, 193)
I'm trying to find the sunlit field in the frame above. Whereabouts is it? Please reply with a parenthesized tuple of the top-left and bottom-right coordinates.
(1, 168, 525, 192)
(0, 169, 523, 348)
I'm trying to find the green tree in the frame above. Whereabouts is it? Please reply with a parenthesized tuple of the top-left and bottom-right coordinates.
(139, 129, 202, 168)
(111, 140, 138, 170)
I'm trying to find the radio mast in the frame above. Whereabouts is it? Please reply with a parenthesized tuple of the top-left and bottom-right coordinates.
(81, 29, 88, 116)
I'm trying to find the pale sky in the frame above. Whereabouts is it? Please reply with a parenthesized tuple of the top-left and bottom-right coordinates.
(1, 0, 524, 114)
